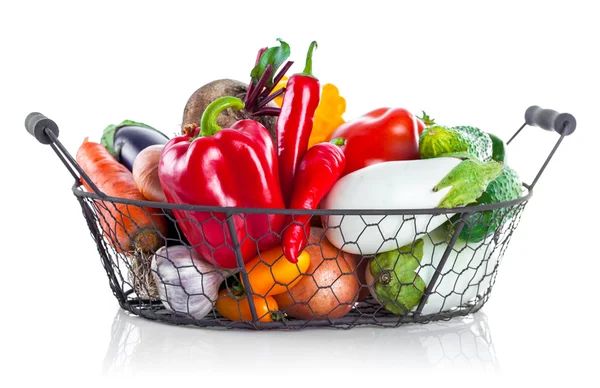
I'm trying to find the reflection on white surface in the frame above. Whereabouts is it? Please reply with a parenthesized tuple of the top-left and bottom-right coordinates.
(103, 308, 500, 374)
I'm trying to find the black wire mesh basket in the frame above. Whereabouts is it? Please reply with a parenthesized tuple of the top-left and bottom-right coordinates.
(25, 106, 576, 330)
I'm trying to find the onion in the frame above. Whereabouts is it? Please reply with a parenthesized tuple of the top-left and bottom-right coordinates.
(151, 245, 231, 319)
(132, 144, 167, 202)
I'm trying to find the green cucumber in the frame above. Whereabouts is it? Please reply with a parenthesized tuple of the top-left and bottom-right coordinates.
(457, 165, 523, 243)
(488, 133, 506, 163)
(419, 125, 493, 162)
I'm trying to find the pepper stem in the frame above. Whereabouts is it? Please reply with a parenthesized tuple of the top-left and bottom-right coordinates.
(231, 275, 245, 298)
(271, 311, 286, 321)
(300, 41, 318, 78)
(330, 137, 347, 146)
(199, 96, 245, 137)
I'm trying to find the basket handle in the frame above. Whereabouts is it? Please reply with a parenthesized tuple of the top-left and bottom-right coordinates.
(506, 105, 577, 190)
(524, 106, 576, 136)
(24, 112, 106, 197)
(25, 112, 60, 144)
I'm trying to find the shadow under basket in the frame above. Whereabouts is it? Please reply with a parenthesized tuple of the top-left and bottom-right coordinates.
(25, 106, 576, 330)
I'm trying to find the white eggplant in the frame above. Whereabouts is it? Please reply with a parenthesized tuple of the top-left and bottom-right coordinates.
(365, 225, 506, 315)
(151, 245, 231, 319)
(321, 157, 462, 255)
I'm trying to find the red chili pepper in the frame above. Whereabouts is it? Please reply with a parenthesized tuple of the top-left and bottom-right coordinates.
(282, 139, 346, 263)
(276, 41, 321, 206)
(158, 96, 286, 269)
(327, 107, 421, 177)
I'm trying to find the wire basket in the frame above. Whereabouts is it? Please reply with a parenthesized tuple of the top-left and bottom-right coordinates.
(25, 106, 576, 330)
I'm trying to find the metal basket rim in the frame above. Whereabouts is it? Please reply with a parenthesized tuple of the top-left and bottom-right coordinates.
(71, 181, 532, 215)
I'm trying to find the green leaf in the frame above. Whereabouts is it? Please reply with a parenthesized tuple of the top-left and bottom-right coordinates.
(116, 119, 158, 131)
(250, 38, 291, 88)
(434, 158, 504, 208)
(417, 111, 436, 126)
(100, 124, 119, 156)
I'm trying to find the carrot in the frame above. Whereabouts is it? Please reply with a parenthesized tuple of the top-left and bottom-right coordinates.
(76, 138, 168, 253)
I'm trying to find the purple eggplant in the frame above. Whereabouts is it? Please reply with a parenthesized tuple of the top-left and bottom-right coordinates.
(100, 120, 187, 244)
(101, 120, 169, 171)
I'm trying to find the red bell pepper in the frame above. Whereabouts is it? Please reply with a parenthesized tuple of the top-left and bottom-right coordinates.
(276, 41, 321, 206)
(328, 107, 421, 177)
(282, 139, 346, 263)
(158, 96, 286, 269)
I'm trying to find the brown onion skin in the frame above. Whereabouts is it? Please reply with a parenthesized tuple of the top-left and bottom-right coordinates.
(132, 144, 168, 203)
(274, 227, 359, 320)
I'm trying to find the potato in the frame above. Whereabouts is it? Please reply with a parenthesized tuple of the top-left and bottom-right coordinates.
(181, 79, 277, 144)
(274, 227, 360, 320)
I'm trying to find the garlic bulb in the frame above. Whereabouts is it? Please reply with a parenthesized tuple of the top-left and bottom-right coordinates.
(151, 245, 229, 319)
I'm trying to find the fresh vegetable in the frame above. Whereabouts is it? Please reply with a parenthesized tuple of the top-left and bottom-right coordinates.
(327, 107, 421, 177)
(282, 139, 346, 263)
(419, 125, 493, 162)
(366, 225, 505, 315)
(365, 239, 426, 315)
(273, 78, 347, 149)
(131, 144, 190, 244)
(182, 79, 279, 144)
(416, 111, 436, 135)
(151, 245, 228, 319)
(216, 288, 281, 323)
(308, 84, 346, 148)
(488, 133, 506, 163)
(158, 96, 286, 269)
(321, 157, 503, 255)
(132, 144, 167, 203)
(181, 40, 294, 145)
(76, 138, 168, 253)
(130, 250, 159, 300)
(274, 227, 359, 320)
(456, 165, 523, 242)
(434, 158, 505, 208)
(101, 120, 169, 171)
(276, 41, 321, 206)
(242, 246, 311, 297)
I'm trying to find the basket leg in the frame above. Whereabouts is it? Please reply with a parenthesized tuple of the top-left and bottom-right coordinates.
(225, 212, 260, 324)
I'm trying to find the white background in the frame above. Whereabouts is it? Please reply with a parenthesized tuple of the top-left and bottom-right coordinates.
(2, 0, 598, 387)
